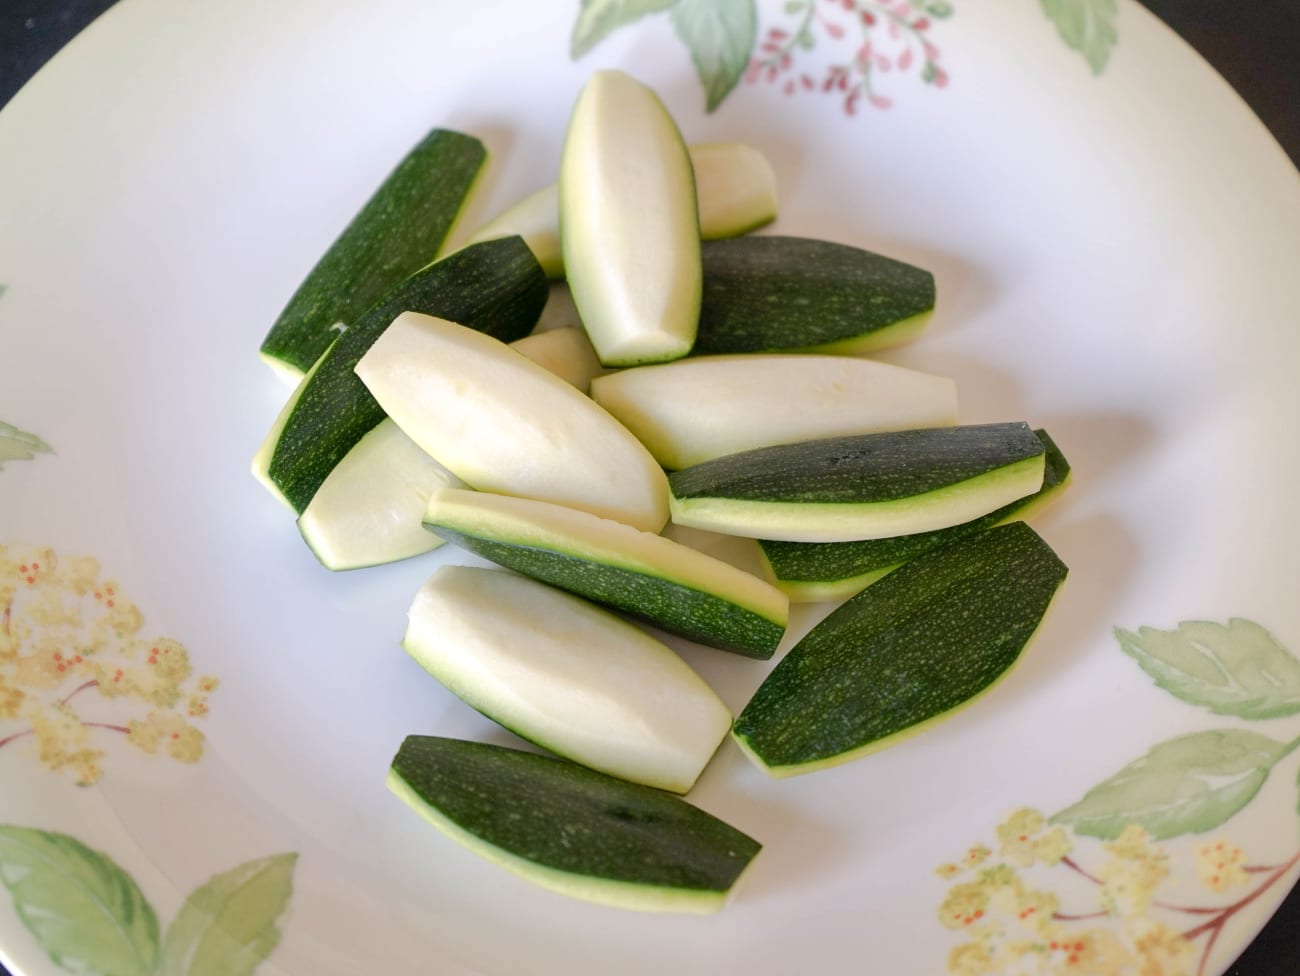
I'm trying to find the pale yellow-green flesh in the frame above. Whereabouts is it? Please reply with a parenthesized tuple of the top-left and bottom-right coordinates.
(670, 454, 1047, 543)
(386, 769, 727, 914)
(467, 184, 564, 278)
(252, 343, 334, 511)
(509, 327, 605, 392)
(560, 70, 701, 367)
(798, 309, 935, 356)
(423, 488, 787, 628)
(258, 348, 308, 386)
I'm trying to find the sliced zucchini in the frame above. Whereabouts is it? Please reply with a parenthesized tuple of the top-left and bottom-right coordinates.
(252, 339, 335, 511)
(402, 566, 732, 793)
(733, 522, 1068, 777)
(509, 327, 604, 392)
(356, 312, 669, 533)
(260, 128, 486, 377)
(388, 735, 760, 913)
(590, 354, 957, 469)
(758, 430, 1072, 601)
(422, 488, 788, 659)
(261, 237, 548, 513)
(668, 423, 1047, 543)
(694, 236, 936, 355)
(295, 420, 461, 571)
(467, 142, 777, 279)
(560, 70, 701, 366)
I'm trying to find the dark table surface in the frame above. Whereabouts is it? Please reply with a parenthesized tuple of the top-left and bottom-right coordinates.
(1, 1, 1298, 974)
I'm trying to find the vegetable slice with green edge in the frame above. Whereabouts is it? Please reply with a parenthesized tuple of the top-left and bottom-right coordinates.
(387, 735, 761, 913)
(668, 422, 1047, 543)
(402, 566, 731, 793)
(733, 522, 1068, 777)
(560, 70, 701, 366)
(693, 236, 936, 355)
(259, 128, 487, 378)
(356, 312, 669, 532)
(422, 487, 788, 658)
(758, 429, 1071, 601)
(259, 236, 548, 513)
(591, 353, 957, 469)
(467, 142, 777, 279)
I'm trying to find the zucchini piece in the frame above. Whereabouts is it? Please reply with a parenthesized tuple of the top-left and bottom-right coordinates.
(388, 735, 761, 913)
(260, 128, 487, 378)
(758, 430, 1072, 601)
(260, 237, 548, 513)
(509, 327, 604, 392)
(591, 354, 958, 469)
(252, 339, 335, 511)
(356, 313, 669, 533)
(467, 142, 777, 279)
(668, 423, 1047, 543)
(296, 420, 461, 571)
(402, 566, 731, 793)
(422, 488, 788, 658)
(733, 522, 1068, 777)
(694, 236, 936, 355)
(560, 70, 701, 366)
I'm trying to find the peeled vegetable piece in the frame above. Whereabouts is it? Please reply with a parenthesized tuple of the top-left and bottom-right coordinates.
(508, 327, 605, 392)
(260, 128, 487, 379)
(560, 70, 701, 366)
(423, 488, 788, 658)
(388, 735, 761, 913)
(733, 522, 1068, 777)
(356, 312, 669, 532)
(591, 354, 958, 469)
(694, 236, 936, 355)
(468, 142, 777, 279)
(402, 566, 731, 793)
(668, 423, 1047, 543)
(758, 429, 1072, 601)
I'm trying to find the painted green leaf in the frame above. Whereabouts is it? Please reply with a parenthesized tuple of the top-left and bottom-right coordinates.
(570, 0, 678, 58)
(158, 852, 297, 976)
(1117, 619, 1300, 720)
(0, 420, 53, 470)
(0, 826, 158, 976)
(1051, 729, 1288, 840)
(1038, 0, 1117, 75)
(670, 0, 758, 112)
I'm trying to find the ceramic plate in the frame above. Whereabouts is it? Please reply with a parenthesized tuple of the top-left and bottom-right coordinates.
(2, 1, 1299, 973)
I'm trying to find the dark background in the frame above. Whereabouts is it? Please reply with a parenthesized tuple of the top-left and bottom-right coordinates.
(1, 0, 1297, 973)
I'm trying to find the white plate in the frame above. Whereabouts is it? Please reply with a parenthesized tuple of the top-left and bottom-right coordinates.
(2, 1, 1299, 974)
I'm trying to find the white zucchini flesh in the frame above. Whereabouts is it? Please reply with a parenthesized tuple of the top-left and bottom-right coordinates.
(403, 566, 732, 793)
(467, 142, 777, 279)
(354, 311, 670, 533)
(591, 354, 959, 469)
(296, 419, 460, 570)
(560, 70, 701, 366)
(509, 327, 605, 392)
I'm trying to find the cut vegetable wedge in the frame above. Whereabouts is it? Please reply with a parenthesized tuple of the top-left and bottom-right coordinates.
(467, 142, 777, 279)
(402, 566, 731, 793)
(260, 128, 486, 377)
(296, 419, 462, 571)
(260, 237, 548, 513)
(560, 70, 701, 366)
(388, 735, 760, 913)
(694, 236, 936, 355)
(758, 430, 1072, 601)
(668, 423, 1047, 542)
(591, 354, 958, 469)
(509, 327, 604, 392)
(356, 312, 669, 532)
(733, 522, 1068, 777)
(423, 488, 788, 658)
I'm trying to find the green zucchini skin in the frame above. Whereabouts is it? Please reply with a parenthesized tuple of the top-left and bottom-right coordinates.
(429, 527, 784, 659)
(733, 522, 1067, 777)
(758, 429, 1071, 600)
(265, 237, 548, 513)
(694, 236, 935, 355)
(389, 735, 761, 912)
(260, 129, 487, 375)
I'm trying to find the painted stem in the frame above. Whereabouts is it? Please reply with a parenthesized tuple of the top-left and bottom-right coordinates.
(0, 727, 35, 750)
(1181, 851, 1300, 976)
(59, 679, 99, 706)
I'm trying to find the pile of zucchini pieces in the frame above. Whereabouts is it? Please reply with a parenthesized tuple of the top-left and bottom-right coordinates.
(253, 71, 1070, 914)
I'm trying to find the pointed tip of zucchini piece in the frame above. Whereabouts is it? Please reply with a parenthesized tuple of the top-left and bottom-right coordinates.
(258, 349, 309, 386)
